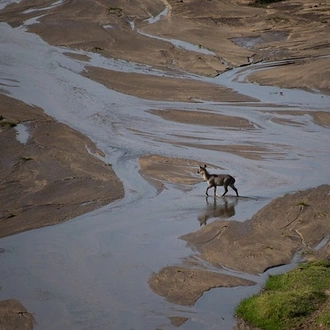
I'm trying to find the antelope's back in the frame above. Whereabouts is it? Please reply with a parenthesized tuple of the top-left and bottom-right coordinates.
(213, 174, 235, 185)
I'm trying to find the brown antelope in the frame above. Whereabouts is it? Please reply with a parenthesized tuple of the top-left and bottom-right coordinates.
(197, 164, 239, 197)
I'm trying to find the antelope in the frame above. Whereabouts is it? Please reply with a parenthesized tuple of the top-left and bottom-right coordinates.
(197, 164, 239, 197)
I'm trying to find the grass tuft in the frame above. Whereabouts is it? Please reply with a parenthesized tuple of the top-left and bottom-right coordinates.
(107, 7, 123, 16)
(0, 119, 17, 128)
(250, 0, 283, 6)
(235, 260, 330, 330)
(92, 46, 103, 53)
(318, 307, 330, 327)
(297, 201, 309, 207)
(20, 156, 33, 162)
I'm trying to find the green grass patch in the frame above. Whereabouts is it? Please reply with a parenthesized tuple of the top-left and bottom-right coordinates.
(0, 119, 17, 128)
(235, 260, 330, 330)
(318, 307, 330, 327)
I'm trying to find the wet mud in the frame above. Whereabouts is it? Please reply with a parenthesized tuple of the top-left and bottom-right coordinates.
(0, 94, 124, 238)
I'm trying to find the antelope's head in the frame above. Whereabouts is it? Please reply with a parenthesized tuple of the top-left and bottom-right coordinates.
(197, 164, 207, 175)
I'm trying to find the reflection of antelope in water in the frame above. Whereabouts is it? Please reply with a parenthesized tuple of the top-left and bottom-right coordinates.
(198, 197, 236, 226)
(197, 164, 239, 197)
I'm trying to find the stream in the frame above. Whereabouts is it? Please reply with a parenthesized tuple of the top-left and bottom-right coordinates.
(1, 2, 330, 329)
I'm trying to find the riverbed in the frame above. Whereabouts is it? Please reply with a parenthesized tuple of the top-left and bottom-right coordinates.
(1, 1, 330, 329)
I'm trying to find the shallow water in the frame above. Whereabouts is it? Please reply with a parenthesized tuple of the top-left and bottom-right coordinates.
(0, 3, 330, 329)
(14, 122, 30, 144)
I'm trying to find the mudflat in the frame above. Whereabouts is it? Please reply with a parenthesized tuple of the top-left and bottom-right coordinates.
(1, 0, 330, 91)
(0, 94, 124, 238)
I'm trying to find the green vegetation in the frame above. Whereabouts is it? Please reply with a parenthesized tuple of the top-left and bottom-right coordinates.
(107, 7, 123, 16)
(0, 118, 17, 128)
(235, 260, 330, 330)
(297, 201, 309, 207)
(318, 306, 330, 327)
(297, 201, 310, 211)
(250, 0, 283, 7)
(267, 16, 288, 24)
(20, 156, 33, 162)
(92, 46, 103, 53)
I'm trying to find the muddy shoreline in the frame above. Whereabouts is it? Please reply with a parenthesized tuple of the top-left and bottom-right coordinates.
(0, 94, 124, 238)
(1, 0, 330, 329)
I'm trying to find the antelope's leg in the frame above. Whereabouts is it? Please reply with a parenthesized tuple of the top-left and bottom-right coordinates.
(222, 185, 228, 196)
(230, 184, 239, 197)
(214, 186, 217, 196)
(206, 182, 213, 196)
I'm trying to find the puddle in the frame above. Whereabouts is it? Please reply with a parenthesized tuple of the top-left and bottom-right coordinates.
(230, 31, 288, 49)
(102, 24, 113, 29)
(15, 122, 29, 144)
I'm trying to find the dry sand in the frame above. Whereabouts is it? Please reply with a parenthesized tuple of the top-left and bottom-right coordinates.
(1, 0, 330, 328)
(148, 266, 255, 306)
(0, 299, 35, 330)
